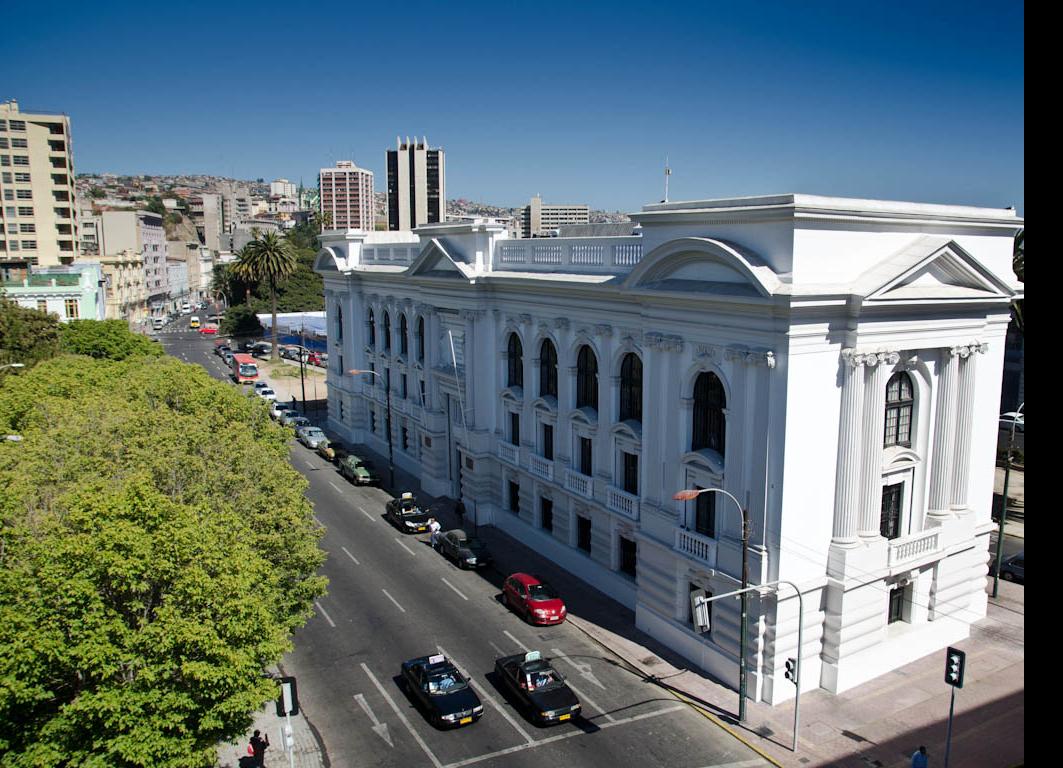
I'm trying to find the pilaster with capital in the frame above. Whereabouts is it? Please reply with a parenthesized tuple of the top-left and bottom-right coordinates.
(950, 342, 987, 511)
(858, 351, 898, 539)
(928, 348, 960, 518)
(832, 350, 866, 545)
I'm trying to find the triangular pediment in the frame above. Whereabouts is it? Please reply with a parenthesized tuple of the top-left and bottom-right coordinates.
(406, 239, 472, 280)
(861, 236, 1015, 302)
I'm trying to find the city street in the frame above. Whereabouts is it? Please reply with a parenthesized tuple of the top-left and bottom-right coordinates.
(163, 328, 773, 768)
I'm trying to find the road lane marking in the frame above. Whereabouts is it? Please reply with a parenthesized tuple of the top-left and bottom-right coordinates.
(358, 506, 376, 522)
(394, 538, 417, 557)
(305, 460, 315, 470)
(381, 589, 406, 613)
(551, 648, 607, 691)
(559, 678, 613, 723)
(341, 546, 360, 565)
(489, 641, 507, 656)
(354, 693, 393, 747)
(442, 704, 687, 768)
(361, 663, 443, 768)
(314, 601, 336, 628)
(437, 645, 535, 746)
(440, 577, 469, 601)
(503, 630, 529, 652)
(329, 481, 344, 493)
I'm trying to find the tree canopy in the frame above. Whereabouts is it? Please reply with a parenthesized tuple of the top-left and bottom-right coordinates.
(59, 319, 164, 360)
(0, 355, 326, 766)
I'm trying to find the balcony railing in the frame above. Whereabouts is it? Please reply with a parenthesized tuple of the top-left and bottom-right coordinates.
(564, 468, 593, 499)
(528, 454, 554, 481)
(498, 441, 520, 466)
(887, 529, 941, 567)
(606, 485, 640, 520)
(675, 527, 716, 566)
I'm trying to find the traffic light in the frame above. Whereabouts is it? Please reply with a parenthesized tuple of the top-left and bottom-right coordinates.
(944, 647, 966, 689)
(785, 657, 797, 684)
(276, 676, 300, 716)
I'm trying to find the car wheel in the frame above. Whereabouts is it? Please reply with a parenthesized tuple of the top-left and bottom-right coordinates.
(1002, 571, 1014, 582)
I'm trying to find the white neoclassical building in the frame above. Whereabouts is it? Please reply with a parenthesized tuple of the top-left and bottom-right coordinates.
(314, 194, 1022, 704)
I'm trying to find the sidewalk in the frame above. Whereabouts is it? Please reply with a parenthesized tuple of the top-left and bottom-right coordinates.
(216, 699, 325, 768)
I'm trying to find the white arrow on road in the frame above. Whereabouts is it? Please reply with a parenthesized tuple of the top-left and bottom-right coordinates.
(551, 648, 607, 690)
(354, 693, 393, 747)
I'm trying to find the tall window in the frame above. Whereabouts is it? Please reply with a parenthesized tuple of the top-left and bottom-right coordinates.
(884, 372, 914, 448)
(577, 516, 592, 553)
(619, 536, 637, 579)
(692, 372, 726, 455)
(619, 353, 642, 422)
(507, 333, 523, 388)
(417, 317, 425, 362)
(336, 305, 343, 341)
(400, 315, 409, 356)
(579, 437, 593, 476)
(695, 488, 715, 539)
(510, 412, 520, 446)
(383, 311, 392, 352)
(622, 452, 638, 495)
(367, 309, 376, 348)
(540, 498, 553, 531)
(576, 345, 598, 409)
(887, 585, 905, 624)
(880, 484, 902, 540)
(64, 299, 78, 319)
(508, 480, 520, 514)
(542, 423, 554, 460)
(539, 339, 558, 397)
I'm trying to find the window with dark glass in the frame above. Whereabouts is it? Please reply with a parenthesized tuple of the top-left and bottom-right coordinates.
(576, 345, 598, 409)
(619, 353, 642, 422)
(540, 497, 553, 531)
(417, 317, 425, 362)
(510, 412, 520, 446)
(577, 516, 591, 553)
(420, 380, 426, 407)
(508, 480, 520, 513)
(622, 452, 638, 495)
(400, 315, 408, 356)
(888, 585, 905, 624)
(507, 333, 523, 388)
(543, 423, 554, 460)
(695, 488, 715, 538)
(880, 484, 902, 540)
(370, 411, 377, 434)
(383, 311, 391, 351)
(579, 437, 592, 476)
(367, 309, 376, 348)
(619, 536, 637, 578)
(401, 374, 408, 399)
(692, 372, 726, 455)
(883, 372, 914, 448)
(539, 339, 557, 398)
(401, 425, 409, 451)
(336, 305, 343, 341)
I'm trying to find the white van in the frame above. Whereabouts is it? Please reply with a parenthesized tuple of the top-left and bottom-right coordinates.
(152, 318, 164, 331)
(181, 302, 191, 313)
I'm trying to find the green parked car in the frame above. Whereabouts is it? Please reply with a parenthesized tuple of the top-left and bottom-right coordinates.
(338, 455, 380, 486)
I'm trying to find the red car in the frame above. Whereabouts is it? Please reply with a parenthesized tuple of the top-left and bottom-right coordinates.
(198, 325, 218, 335)
(502, 573, 566, 625)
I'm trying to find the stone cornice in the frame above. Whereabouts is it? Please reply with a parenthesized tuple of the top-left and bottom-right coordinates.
(645, 332, 684, 352)
(841, 348, 901, 367)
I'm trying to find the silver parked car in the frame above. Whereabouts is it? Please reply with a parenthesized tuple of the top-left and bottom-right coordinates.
(296, 426, 328, 449)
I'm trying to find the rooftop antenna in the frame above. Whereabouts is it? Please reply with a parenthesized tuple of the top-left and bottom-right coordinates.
(664, 155, 671, 203)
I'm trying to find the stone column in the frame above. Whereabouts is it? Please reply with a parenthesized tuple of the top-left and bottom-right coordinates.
(832, 350, 865, 546)
(858, 351, 897, 540)
(950, 342, 987, 512)
(928, 348, 960, 519)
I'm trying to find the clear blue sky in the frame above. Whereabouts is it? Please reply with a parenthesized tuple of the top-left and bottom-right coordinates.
(3, 0, 1024, 214)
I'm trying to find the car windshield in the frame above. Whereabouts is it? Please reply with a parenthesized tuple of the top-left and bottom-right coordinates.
(239, 363, 258, 376)
(466, 538, 487, 552)
(426, 670, 468, 694)
(527, 583, 559, 601)
(305, 429, 324, 439)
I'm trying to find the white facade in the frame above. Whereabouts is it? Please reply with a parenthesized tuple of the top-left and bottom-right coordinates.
(314, 194, 1022, 704)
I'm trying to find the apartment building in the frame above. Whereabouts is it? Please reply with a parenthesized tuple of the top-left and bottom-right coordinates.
(0, 262, 105, 321)
(520, 195, 590, 238)
(387, 137, 446, 231)
(320, 161, 374, 230)
(96, 210, 168, 317)
(191, 193, 225, 252)
(0, 100, 78, 266)
(271, 178, 297, 198)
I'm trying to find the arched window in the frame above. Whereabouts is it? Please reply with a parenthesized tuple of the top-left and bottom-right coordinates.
(576, 345, 598, 410)
(884, 372, 914, 447)
(383, 311, 392, 352)
(619, 353, 643, 422)
(692, 372, 726, 455)
(367, 309, 376, 348)
(539, 339, 558, 398)
(400, 315, 409, 356)
(417, 317, 425, 362)
(507, 333, 523, 388)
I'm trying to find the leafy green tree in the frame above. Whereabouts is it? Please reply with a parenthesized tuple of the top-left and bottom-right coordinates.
(220, 304, 264, 337)
(237, 232, 297, 361)
(89, 187, 106, 199)
(0, 356, 326, 766)
(0, 299, 62, 372)
(59, 320, 163, 360)
(144, 196, 167, 217)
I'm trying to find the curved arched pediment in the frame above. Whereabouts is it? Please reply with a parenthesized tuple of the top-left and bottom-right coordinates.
(883, 446, 921, 471)
(500, 386, 524, 403)
(623, 237, 780, 298)
(611, 419, 643, 443)
(314, 246, 346, 272)
(681, 448, 725, 477)
(531, 395, 558, 414)
(568, 405, 599, 426)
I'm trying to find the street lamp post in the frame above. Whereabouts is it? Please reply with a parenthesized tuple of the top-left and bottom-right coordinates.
(993, 401, 1023, 598)
(0, 363, 26, 372)
(348, 369, 395, 490)
(673, 486, 750, 723)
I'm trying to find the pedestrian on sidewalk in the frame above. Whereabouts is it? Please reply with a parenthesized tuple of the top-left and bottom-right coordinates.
(250, 730, 270, 767)
(910, 745, 928, 768)
(428, 517, 442, 549)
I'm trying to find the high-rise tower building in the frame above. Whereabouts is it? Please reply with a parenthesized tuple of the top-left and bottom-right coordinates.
(319, 161, 374, 230)
(387, 137, 445, 231)
(0, 99, 79, 266)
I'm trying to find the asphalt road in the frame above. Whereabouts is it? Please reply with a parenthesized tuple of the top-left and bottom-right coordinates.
(162, 327, 772, 768)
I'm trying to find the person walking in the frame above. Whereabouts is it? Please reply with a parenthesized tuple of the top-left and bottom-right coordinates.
(428, 517, 442, 549)
(910, 745, 928, 768)
(250, 730, 270, 767)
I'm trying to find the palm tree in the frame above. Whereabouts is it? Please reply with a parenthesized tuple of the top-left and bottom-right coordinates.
(237, 231, 297, 361)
